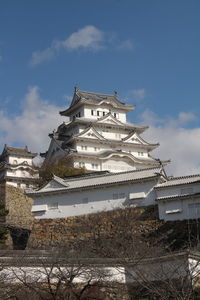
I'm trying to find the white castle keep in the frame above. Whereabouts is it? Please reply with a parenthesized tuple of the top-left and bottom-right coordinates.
(42, 88, 168, 172)
(0, 145, 38, 189)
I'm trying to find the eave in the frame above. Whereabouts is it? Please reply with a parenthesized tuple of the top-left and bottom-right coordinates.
(68, 151, 162, 166)
(58, 119, 148, 134)
(1, 176, 39, 183)
(156, 192, 200, 202)
(155, 175, 200, 190)
(28, 176, 159, 196)
(65, 136, 159, 151)
(60, 100, 134, 117)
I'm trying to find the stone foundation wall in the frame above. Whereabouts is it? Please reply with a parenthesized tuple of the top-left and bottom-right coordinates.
(27, 206, 160, 249)
(0, 183, 34, 249)
(3, 184, 34, 230)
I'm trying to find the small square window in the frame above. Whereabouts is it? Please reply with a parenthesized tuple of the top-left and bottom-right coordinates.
(82, 197, 88, 204)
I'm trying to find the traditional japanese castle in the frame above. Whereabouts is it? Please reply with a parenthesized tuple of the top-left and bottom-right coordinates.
(27, 88, 200, 222)
(0, 145, 39, 190)
(42, 88, 168, 172)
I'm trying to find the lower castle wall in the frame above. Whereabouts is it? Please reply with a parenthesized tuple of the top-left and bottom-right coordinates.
(27, 206, 159, 249)
(0, 183, 34, 249)
(3, 184, 34, 230)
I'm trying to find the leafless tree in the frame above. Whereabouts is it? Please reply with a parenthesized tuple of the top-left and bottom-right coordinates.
(5, 251, 118, 300)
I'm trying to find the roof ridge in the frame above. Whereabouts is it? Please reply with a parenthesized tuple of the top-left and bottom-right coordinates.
(53, 174, 69, 187)
(63, 166, 161, 183)
(7, 146, 27, 150)
(168, 173, 200, 181)
(77, 90, 116, 97)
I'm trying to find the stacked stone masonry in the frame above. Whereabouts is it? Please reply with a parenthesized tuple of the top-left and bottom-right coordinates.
(28, 207, 161, 249)
(0, 184, 34, 230)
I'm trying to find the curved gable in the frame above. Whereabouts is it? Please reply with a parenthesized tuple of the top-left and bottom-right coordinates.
(76, 126, 106, 140)
(97, 113, 125, 126)
(123, 132, 159, 148)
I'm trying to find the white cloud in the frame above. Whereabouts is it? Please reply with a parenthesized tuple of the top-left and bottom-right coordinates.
(30, 25, 134, 66)
(140, 110, 200, 176)
(127, 89, 146, 102)
(30, 25, 104, 66)
(30, 47, 56, 66)
(0, 86, 66, 154)
(62, 26, 104, 50)
(117, 39, 134, 50)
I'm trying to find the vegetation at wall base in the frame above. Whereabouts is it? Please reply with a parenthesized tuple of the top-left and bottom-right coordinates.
(38, 156, 86, 186)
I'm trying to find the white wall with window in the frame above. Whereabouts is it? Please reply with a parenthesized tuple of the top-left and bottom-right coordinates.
(31, 176, 157, 219)
(158, 196, 200, 221)
(156, 183, 200, 200)
(83, 105, 127, 123)
(8, 156, 33, 165)
(156, 180, 200, 221)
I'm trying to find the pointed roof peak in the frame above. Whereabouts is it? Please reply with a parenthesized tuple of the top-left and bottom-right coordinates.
(1, 145, 37, 158)
(60, 88, 135, 116)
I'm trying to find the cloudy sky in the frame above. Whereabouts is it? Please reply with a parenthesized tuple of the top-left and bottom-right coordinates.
(0, 0, 200, 175)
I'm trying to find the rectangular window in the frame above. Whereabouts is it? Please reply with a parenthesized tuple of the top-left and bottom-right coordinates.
(97, 111, 100, 116)
(91, 110, 94, 116)
(166, 209, 181, 214)
(119, 193, 125, 198)
(181, 188, 193, 195)
(113, 193, 126, 200)
(188, 202, 200, 216)
(82, 197, 89, 204)
(114, 113, 117, 118)
(103, 112, 106, 116)
(92, 163, 98, 169)
(48, 202, 58, 210)
(81, 146, 87, 150)
(79, 162, 85, 168)
(115, 133, 121, 139)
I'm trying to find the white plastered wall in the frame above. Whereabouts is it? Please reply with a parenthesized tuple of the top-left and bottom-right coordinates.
(32, 179, 158, 219)
(157, 183, 200, 221)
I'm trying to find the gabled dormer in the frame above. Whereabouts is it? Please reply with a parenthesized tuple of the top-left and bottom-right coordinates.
(122, 132, 159, 150)
(97, 113, 127, 126)
(74, 126, 106, 140)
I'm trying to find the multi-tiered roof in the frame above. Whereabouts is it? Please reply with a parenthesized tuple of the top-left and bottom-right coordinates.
(42, 88, 168, 172)
(0, 145, 38, 189)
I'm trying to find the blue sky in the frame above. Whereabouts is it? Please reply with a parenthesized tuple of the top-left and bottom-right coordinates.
(0, 0, 200, 175)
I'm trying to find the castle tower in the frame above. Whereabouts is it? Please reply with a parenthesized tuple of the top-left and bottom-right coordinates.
(0, 145, 39, 189)
(42, 88, 167, 173)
